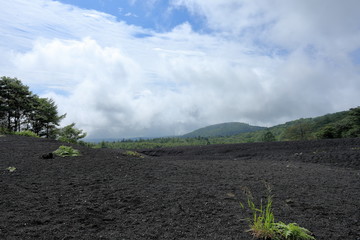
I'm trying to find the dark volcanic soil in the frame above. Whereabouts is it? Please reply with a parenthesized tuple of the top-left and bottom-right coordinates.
(0, 135, 359, 240)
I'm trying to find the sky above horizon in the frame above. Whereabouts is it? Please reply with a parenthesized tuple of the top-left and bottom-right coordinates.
(1, 0, 360, 139)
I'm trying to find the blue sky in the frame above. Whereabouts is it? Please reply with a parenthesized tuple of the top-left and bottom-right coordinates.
(1, 0, 360, 138)
(57, 0, 205, 32)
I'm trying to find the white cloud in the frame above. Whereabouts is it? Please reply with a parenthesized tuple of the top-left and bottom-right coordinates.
(1, 0, 360, 138)
(172, 0, 360, 43)
(124, 12, 138, 17)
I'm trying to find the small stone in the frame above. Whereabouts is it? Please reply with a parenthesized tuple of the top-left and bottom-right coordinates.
(41, 152, 54, 159)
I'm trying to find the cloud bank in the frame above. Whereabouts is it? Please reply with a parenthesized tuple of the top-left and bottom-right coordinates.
(1, 0, 360, 138)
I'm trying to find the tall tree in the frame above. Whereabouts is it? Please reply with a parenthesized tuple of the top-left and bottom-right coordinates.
(343, 106, 360, 137)
(29, 97, 66, 138)
(0, 76, 34, 132)
(0, 76, 66, 137)
(283, 121, 313, 141)
(262, 130, 276, 142)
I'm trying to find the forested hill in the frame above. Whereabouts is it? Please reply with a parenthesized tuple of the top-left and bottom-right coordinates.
(90, 106, 360, 149)
(182, 122, 265, 138)
(229, 107, 360, 142)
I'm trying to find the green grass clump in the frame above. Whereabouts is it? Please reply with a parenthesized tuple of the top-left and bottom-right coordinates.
(240, 185, 315, 240)
(14, 130, 39, 138)
(53, 146, 81, 157)
(123, 150, 144, 158)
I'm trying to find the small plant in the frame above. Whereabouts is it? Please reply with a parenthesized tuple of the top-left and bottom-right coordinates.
(6, 166, 16, 172)
(240, 185, 277, 239)
(123, 150, 144, 158)
(240, 184, 315, 240)
(14, 130, 39, 138)
(53, 145, 81, 157)
(274, 222, 315, 240)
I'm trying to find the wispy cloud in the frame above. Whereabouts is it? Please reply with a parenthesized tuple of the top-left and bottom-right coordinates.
(124, 12, 138, 17)
(1, 0, 359, 138)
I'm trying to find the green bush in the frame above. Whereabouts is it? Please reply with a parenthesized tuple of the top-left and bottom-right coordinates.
(0, 127, 10, 135)
(14, 130, 39, 138)
(53, 145, 81, 157)
(274, 222, 315, 240)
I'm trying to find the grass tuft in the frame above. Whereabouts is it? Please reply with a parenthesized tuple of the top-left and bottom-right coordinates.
(240, 184, 315, 240)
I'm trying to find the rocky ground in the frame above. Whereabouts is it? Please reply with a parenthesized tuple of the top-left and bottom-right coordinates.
(0, 135, 359, 239)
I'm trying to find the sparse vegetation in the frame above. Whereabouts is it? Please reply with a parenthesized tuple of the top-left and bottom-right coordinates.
(240, 185, 315, 240)
(6, 166, 16, 172)
(53, 145, 81, 157)
(123, 150, 144, 158)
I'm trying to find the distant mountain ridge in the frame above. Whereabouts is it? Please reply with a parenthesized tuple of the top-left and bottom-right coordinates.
(182, 122, 265, 138)
(88, 106, 360, 149)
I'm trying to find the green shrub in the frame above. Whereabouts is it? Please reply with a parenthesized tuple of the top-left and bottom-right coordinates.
(0, 127, 10, 135)
(14, 130, 39, 138)
(53, 145, 81, 157)
(274, 222, 315, 240)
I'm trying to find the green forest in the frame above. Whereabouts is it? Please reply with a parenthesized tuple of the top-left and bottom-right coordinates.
(1, 76, 359, 149)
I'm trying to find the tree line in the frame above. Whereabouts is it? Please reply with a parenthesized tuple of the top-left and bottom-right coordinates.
(92, 108, 360, 150)
(0, 76, 85, 142)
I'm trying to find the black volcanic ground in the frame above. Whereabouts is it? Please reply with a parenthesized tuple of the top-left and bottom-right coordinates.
(1, 135, 359, 239)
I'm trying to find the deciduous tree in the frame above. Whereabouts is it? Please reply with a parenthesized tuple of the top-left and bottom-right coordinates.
(58, 123, 87, 143)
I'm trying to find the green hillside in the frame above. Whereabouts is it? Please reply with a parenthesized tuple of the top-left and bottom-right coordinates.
(223, 107, 359, 143)
(182, 122, 265, 138)
(90, 106, 360, 149)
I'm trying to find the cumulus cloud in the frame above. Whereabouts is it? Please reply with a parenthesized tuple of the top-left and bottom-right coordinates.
(14, 38, 156, 137)
(1, 0, 360, 138)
